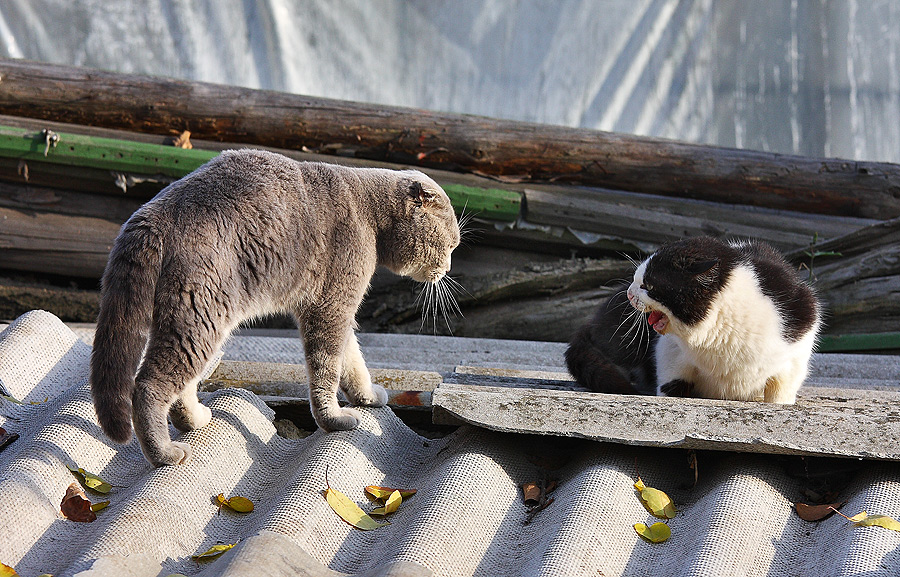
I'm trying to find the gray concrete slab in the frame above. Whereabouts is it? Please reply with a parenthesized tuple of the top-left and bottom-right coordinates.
(432, 382, 900, 461)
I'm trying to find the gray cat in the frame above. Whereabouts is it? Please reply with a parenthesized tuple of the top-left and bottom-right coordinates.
(90, 149, 460, 466)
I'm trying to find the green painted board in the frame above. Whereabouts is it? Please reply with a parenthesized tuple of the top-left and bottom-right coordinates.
(441, 183, 522, 222)
(0, 124, 216, 177)
(818, 332, 900, 353)
(0, 124, 522, 222)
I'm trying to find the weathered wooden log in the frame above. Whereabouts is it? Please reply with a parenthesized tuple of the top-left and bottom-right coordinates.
(523, 184, 873, 253)
(1, 59, 899, 219)
(792, 217, 900, 335)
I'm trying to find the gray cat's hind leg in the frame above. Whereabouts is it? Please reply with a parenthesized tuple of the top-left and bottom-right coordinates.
(133, 330, 219, 466)
(169, 375, 213, 433)
(132, 360, 193, 467)
(340, 332, 388, 408)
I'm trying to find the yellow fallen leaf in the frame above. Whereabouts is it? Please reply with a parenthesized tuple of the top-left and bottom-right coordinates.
(324, 486, 390, 530)
(215, 493, 254, 513)
(634, 477, 676, 519)
(91, 500, 110, 513)
(848, 511, 900, 532)
(365, 485, 417, 501)
(67, 465, 112, 494)
(370, 490, 402, 516)
(0, 393, 46, 405)
(0, 561, 18, 576)
(634, 521, 671, 543)
(192, 543, 236, 561)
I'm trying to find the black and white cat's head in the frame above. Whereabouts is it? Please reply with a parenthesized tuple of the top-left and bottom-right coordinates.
(627, 237, 739, 335)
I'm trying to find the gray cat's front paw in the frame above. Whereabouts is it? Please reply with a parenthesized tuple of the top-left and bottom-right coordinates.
(148, 441, 192, 467)
(358, 384, 388, 407)
(316, 407, 362, 432)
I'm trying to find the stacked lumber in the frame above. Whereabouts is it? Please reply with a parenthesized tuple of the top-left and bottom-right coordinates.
(0, 59, 896, 349)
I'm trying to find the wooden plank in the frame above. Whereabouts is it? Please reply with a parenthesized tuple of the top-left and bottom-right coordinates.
(1, 59, 899, 219)
(0, 122, 521, 222)
(0, 123, 215, 177)
(0, 206, 118, 278)
(432, 383, 900, 461)
(524, 185, 873, 252)
(202, 360, 442, 393)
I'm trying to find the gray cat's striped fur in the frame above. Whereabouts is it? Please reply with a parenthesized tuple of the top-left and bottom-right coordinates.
(91, 149, 460, 466)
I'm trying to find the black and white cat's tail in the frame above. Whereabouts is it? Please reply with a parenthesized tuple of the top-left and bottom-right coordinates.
(565, 288, 658, 396)
(90, 218, 163, 443)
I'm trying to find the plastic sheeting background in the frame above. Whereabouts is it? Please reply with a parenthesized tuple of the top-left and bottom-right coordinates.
(0, 0, 899, 163)
(2, 310, 900, 577)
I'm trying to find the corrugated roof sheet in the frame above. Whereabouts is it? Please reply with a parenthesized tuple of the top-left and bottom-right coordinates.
(1, 310, 899, 577)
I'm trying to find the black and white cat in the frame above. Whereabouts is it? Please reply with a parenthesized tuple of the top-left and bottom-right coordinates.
(565, 237, 820, 403)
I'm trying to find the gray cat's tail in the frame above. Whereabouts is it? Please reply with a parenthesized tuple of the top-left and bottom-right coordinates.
(90, 218, 163, 443)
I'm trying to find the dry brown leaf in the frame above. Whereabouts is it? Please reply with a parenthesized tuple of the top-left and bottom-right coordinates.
(172, 130, 193, 149)
(61, 482, 96, 522)
(795, 501, 846, 522)
(522, 482, 541, 506)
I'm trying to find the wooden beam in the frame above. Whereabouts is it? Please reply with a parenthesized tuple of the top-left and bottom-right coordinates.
(0, 121, 522, 222)
(1, 59, 898, 219)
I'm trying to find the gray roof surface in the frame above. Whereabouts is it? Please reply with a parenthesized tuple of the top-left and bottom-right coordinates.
(1, 310, 899, 577)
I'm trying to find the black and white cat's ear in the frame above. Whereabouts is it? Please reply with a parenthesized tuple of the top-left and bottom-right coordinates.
(687, 259, 719, 284)
(687, 259, 718, 276)
(408, 181, 436, 206)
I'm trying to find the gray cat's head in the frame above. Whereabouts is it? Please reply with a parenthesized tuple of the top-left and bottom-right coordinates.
(381, 170, 460, 284)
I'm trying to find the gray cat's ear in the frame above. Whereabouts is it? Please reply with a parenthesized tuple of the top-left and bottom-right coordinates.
(408, 181, 436, 206)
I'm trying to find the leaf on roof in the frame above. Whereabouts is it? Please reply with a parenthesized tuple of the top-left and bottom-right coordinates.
(91, 500, 110, 513)
(323, 469, 389, 530)
(215, 493, 254, 513)
(370, 490, 402, 516)
(0, 427, 18, 454)
(829, 507, 900, 532)
(848, 511, 900, 532)
(0, 561, 19, 576)
(794, 501, 846, 522)
(634, 477, 676, 519)
(0, 393, 47, 406)
(365, 485, 417, 501)
(634, 521, 671, 543)
(191, 543, 236, 561)
(60, 482, 97, 523)
(67, 464, 112, 494)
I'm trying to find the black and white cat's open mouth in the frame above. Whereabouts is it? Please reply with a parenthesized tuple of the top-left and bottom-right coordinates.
(647, 310, 669, 334)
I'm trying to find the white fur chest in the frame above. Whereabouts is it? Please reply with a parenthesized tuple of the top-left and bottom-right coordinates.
(655, 265, 817, 402)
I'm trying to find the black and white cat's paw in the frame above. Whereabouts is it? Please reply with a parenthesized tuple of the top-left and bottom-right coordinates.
(659, 379, 696, 398)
